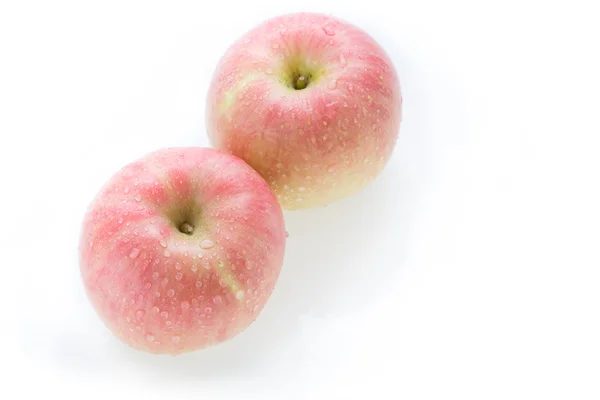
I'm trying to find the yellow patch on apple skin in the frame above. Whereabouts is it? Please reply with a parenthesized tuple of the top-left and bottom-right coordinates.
(213, 260, 245, 301)
(218, 73, 262, 116)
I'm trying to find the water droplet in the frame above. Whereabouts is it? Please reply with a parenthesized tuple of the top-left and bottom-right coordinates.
(191, 265, 198, 272)
(152, 306, 160, 313)
(235, 290, 244, 300)
(322, 25, 336, 36)
(167, 289, 175, 297)
(134, 195, 141, 202)
(339, 54, 347, 67)
(213, 295, 222, 304)
(124, 187, 130, 194)
(175, 272, 183, 281)
(129, 248, 140, 259)
(252, 305, 259, 313)
(153, 291, 161, 298)
(175, 263, 182, 270)
(271, 43, 279, 49)
(160, 311, 169, 318)
(171, 335, 181, 344)
(118, 217, 124, 224)
(204, 306, 212, 313)
(181, 301, 190, 310)
(152, 272, 159, 280)
(144, 282, 151, 289)
(200, 240, 214, 249)
(146, 333, 154, 342)
(159, 240, 167, 248)
(195, 280, 203, 288)
(265, 68, 273, 74)
(327, 79, 338, 90)
(136, 309, 145, 319)
(218, 261, 224, 268)
(163, 250, 170, 257)
(165, 320, 172, 326)
(161, 277, 169, 286)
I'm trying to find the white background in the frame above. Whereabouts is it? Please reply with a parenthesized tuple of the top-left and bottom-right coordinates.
(2, 0, 599, 398)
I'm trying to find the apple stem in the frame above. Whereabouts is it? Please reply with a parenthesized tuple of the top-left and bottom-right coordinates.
(295, 75, 308, 90)
(179, 222, 194, 235)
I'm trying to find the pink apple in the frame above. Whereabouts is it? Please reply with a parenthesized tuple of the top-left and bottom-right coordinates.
(79, 148, 286, 354)
(206, 12, 402, 209)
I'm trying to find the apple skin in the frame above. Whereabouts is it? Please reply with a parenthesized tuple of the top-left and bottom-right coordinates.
(79, 148, 286, 354)
(207, 12, 402, 210)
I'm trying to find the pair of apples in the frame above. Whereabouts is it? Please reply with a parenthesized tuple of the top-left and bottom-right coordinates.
(80, 13, 402, 354)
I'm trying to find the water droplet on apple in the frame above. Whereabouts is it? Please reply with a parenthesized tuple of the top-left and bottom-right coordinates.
(204, 306, 212, 313)
(200, 240, 214, 249)
(153, 291, 161, 298)
(159, 240, 167, 248)
(152, 272, 159, 280)
(181, 301, 190, 310)
(235, 290, 245, 300)
(195, 280, 203, 288)
(152, 306, 160, 313)
(136, 309, 145, 319)
(146, 333, 154, 342)
(118, 217, 124, 224)
(160, 311, 169, 318)
(191, 265, 198, 272)
(175, 272, 183, 281)
(327, 79, 338, 90)
(213, 295, 222, 304)
(163, 250, 170, 257)
(134, 195, 141, 202)
(144, 282, 151, 290)
(167, 289, 175, 297)
(271, 43, 279, 49)
(339, 54, 347, 67)
(129, 248, 141, 259)
(171, 335, 181, 344)
(322, 25, 336, 36)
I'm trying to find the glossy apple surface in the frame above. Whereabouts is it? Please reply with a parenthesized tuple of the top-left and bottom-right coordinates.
(207, 12, 402, 209)
(79, 147, 286, 354)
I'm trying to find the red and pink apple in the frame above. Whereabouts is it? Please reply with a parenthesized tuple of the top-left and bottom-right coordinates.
(207, 12, 402, 209)
(79, 148, 286, 354)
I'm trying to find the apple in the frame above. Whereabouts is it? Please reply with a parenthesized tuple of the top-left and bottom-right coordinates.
(207, 12, 402, 210)
(79, 148, 286, 354)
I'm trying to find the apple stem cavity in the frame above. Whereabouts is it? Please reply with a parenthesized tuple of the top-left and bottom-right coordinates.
(179, 222, 195, 235)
